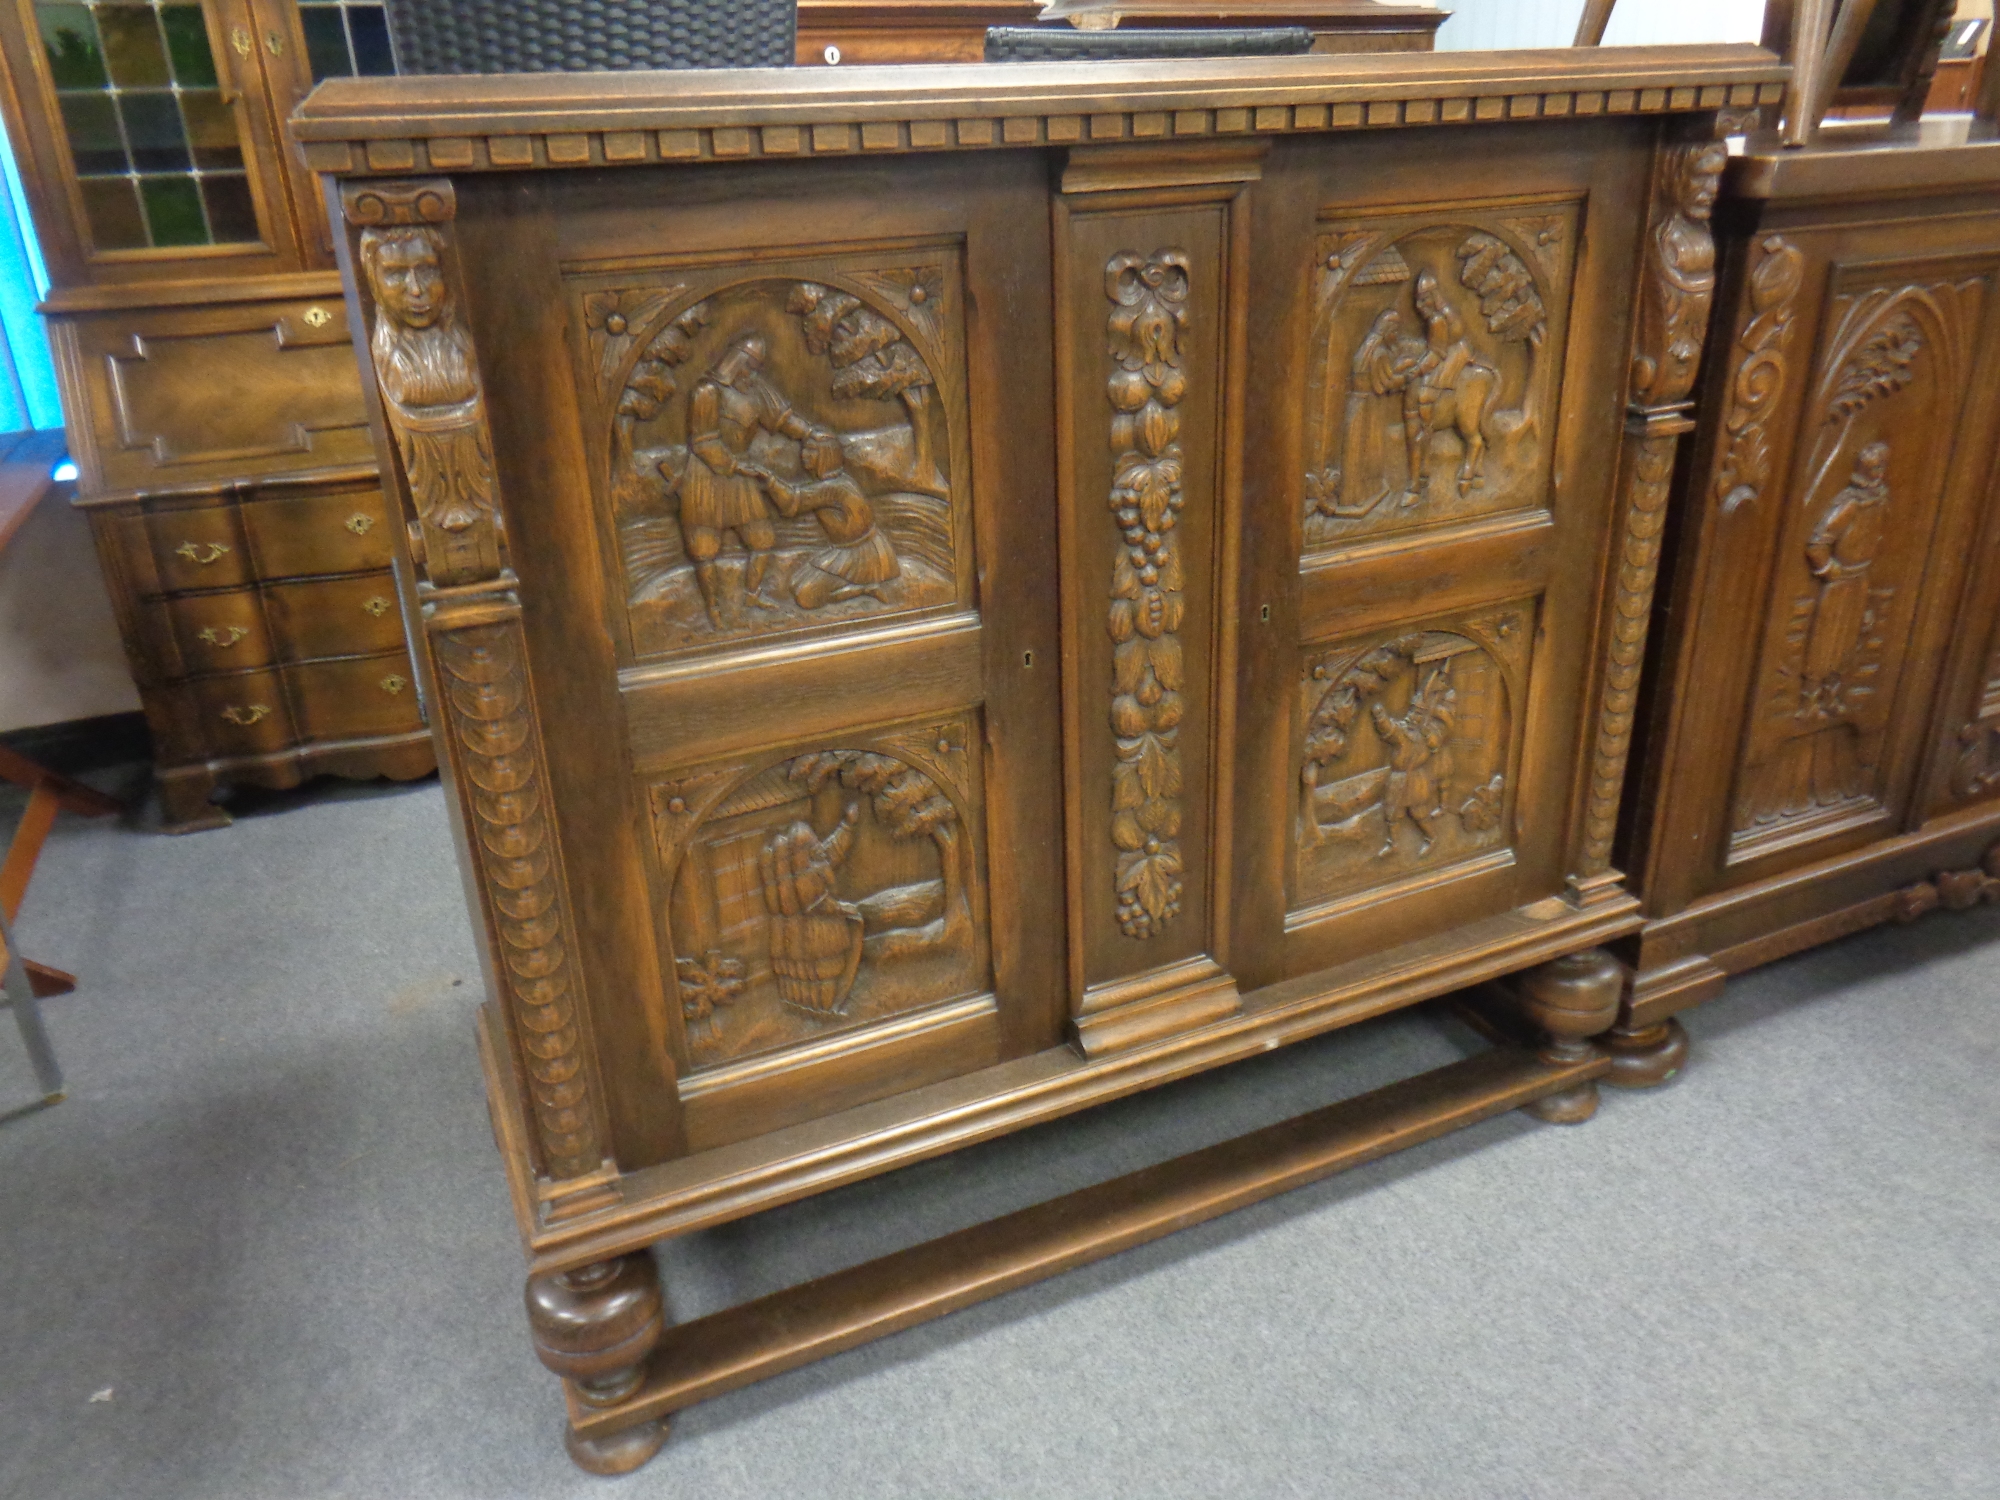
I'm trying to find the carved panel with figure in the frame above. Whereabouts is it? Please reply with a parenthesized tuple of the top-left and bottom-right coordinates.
(573, 246, 972, 661)
(1730, 272, 1988, 857)
(1302, 203, 1578, 550)
(1293, 604, 1534, 916)
(650, 714, 989, 1070)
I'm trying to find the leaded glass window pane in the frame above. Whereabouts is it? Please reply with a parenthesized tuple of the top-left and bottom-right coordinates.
(35, 1, 259, 251)
(295, 2, 396, 81)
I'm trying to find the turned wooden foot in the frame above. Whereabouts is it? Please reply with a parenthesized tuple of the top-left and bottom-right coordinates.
(1603, 1016, 1689, 1089)
(155, 768, 231, 834)
(1508, 947, 1623, 1125)
(526, 1252, 667, 1475)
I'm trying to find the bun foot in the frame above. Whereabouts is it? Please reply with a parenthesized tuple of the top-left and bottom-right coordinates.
(564, 1415, 668, 1476)
(1523, 1081, 1599, 1124)
(1603, 1017, 1689, 1089)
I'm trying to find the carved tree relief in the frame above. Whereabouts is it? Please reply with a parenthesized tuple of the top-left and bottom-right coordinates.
(579, 254, 966, 660)
(1105, 249, 1191, 940)
(651, 719, 987, 1069)
(1294, 608, 1530, 911)
(1303, 204, 1574, 549)
(1732, 273, 1987, 848)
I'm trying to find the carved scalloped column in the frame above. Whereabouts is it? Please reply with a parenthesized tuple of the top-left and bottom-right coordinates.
(343, 179, 615, 1219)
(1570, 132, 1729, 904)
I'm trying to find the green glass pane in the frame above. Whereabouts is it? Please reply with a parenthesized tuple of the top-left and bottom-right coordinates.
(57, 90, 127, 174)
(139, 173, 206, 246)
(300, 7, 350, 79)
(159, 6, 217, 87)
(96, 4, 170, 88)
(79, 176, 146, 249)
(119, 90, 188, 171)
(37, 5, 106, 89)
(349, 6, 393, 74)
(200, 172, 258, 242)
(178, 91, 241, 169)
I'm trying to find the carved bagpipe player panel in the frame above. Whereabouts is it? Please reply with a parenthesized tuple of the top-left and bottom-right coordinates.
(1293, 603, 1534, 918)
(572, 244, 973, 664)
(650, 714, 991, 1071)
(1303, 203, 1578, 551)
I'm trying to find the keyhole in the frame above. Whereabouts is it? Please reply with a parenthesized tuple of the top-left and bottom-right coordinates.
(1260, 604, 1271, 623)
(1023, 650, 1034, 668)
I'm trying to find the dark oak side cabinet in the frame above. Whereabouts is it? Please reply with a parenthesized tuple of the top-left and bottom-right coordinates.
(1618, 119, 2000, 1049)
(0, 0, 430, 828)
(294, 46, 1785, 1474)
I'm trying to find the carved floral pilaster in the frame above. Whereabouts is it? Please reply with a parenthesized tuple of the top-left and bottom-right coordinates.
(1577, 137, 1727, 884)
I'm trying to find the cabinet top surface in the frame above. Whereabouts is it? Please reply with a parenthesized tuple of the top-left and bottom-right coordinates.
(292, 44, 1784, 168)
(1729, 115, 2000, 201)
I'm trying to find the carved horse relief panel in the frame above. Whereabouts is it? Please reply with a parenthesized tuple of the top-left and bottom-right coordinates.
(649, 714, 990, 1070)
(570, 246, 972, 662)
(1729, 269, 1989, 859)
(1292, 603, 1533, 918)
(1302, 203, 1578, 551)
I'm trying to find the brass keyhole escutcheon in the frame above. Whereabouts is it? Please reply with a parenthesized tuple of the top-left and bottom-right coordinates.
(380, 675, 408, 695)
(346, 513, 375, 535)
(302, 306, 332, 329)
(363, 596, 393, 617)
(230, 26, 252, 56)
(220, 704, 271, 726)
(198, 625, 250, 648)
(264, 29, 284, 56)
(176, 541, 231, 565)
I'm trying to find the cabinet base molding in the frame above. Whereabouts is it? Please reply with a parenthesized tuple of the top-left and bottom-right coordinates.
(155, 730, 436, 834)
(555, 1038, 1606, 1472)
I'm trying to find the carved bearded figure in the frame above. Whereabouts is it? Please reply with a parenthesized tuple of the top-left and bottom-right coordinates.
(361, 227, 494, 540)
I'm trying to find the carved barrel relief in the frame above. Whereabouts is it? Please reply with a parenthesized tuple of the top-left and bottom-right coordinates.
(1730, 271, 1987, 854)
(1303, 203, 1576, 550)
(650, 717, 989, 1069)
(1294, 606, 1531, 913)
(576, 250, 970, 661)
(1105, 250, 1191, 941)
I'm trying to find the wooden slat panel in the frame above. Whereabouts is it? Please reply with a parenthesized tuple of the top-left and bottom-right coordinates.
(1299, 511, 1555, 640)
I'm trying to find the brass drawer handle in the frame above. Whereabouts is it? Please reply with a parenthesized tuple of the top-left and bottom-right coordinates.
(380, 675, 408, 694)
(176, 541, 231, 565)
(230, 26, 251, 57)
(197, 625, 250, 648)
(363, 596, 393, 617)
(220, 704, 271, 726)
(346, 513, 375, 536)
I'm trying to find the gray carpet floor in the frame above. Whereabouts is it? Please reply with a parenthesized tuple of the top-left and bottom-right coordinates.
(1, 771, 1995, 1500)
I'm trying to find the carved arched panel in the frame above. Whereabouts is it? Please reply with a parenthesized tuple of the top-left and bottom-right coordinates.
(1302, 202, 1578, 552)
(1729, 270, 1989, 859)
(569, 245, 973, 663)
(647, 714, 991, 1070)
(1291, 603, 1534, 919)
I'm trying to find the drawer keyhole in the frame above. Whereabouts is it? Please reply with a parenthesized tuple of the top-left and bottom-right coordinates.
(198, 625, 250, 648)
(346, 513, 375, 536)
(302, 306, 332, 329)
(380, 675, 408, 695)
(176, 541, 231, 565)
(220, 704, 270, 726)
(363, 596, 393, 617)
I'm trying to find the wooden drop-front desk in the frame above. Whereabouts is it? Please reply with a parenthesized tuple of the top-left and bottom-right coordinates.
(294, 46, 1788, 1473)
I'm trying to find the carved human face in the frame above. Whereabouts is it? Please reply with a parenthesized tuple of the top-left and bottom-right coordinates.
(1857, 441, 1890, 485)
(1680, 145, 1726, 221)
(1414, 273, 1443, 318)
(369, 231, 446, 329)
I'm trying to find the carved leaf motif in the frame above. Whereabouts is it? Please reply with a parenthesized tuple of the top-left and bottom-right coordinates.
(1456, 232, 1546, 345)
(1104, 248, 1192, 940)
(1714, 236, 1805, 515)
(586, 286, 683, 395)
(1499, 215, 1566, 280)
(847, 266, 947, 359)
(1826, 313, 1922, 425)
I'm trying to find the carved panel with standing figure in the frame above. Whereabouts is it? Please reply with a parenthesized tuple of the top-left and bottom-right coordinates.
(649, 714, 990, 1070)
(1730, 271, 1989, 856)
(1293, 603, 1534, 916)
(1302, 201, 1578, 550)
(572, 246, 972, 662)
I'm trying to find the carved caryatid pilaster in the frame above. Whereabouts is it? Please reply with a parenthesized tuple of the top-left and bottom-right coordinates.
(1105, 249, 1191, 941)
(344, 179, 504, 589)
(1577, 137, 1727, 883)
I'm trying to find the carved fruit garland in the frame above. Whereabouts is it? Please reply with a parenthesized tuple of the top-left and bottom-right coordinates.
(1105, 250, 1191, 940)
(434, 623, 601, 1181)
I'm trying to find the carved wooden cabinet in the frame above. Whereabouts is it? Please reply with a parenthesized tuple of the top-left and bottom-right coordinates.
(1617, 118, 2000, 1051)
(295, 45, 1785, 1474)
(0, 0, 429, 828)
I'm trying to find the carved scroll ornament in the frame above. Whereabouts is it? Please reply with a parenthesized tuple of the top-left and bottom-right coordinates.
(346, 180, 503, 589)
(1105, 249, 1191, 940)
(1714, 236, 1805, 515)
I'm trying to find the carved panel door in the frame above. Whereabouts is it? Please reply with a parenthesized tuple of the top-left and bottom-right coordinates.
(1233, 121, 1658, 986)
(1644, 211, 2000, 912)
(439, 155, 1064, 1166)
